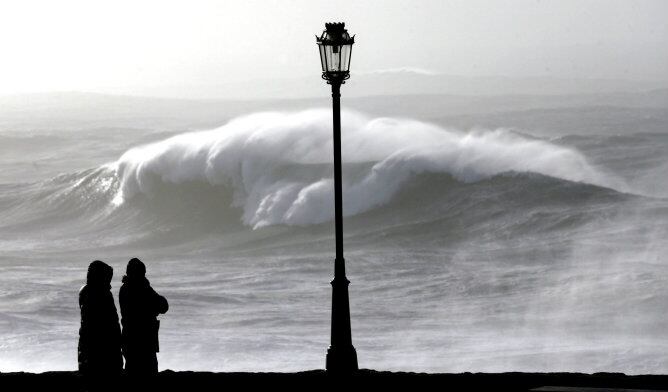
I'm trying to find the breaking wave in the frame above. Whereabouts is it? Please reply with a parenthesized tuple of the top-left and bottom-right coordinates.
(110, 110, 624, 228)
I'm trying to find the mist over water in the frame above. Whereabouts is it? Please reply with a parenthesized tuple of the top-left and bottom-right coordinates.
(1, 102, 667, 374)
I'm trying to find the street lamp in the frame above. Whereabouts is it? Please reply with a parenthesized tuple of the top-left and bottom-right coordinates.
(316, 22, 358, 373)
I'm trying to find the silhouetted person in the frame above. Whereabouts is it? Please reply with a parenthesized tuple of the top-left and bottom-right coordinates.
(120, 258, 168, 376)
(78, 260, 123, 383)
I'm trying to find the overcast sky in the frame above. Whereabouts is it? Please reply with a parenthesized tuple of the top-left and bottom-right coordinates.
(0, 0, 666, 97)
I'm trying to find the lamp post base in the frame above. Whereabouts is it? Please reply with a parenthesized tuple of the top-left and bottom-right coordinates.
(326, 344, 358, 374)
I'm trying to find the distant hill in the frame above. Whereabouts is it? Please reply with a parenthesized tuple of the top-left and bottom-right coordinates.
(140, 71, 668, 100)
(81, 70, 668, 100)
(1, 89, 667, 132)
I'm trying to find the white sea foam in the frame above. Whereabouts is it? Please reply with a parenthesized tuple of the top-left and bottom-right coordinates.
(112, 110, 623, 228)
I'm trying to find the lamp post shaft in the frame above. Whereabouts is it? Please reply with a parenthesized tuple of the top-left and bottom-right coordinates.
(332, 82, 344, 262)
(326, 80, 358, 373)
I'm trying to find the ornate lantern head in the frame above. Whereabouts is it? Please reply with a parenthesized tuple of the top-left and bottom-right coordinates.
(316, 22, 354, 83)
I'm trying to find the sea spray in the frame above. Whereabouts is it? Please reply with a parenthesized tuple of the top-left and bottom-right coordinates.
(112, 110, 623, 228)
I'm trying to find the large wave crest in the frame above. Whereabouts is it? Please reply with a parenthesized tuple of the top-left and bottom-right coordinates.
(112, 109, 622, 228)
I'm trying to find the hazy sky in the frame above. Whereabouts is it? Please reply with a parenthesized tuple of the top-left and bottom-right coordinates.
(0, 0, 666, 97)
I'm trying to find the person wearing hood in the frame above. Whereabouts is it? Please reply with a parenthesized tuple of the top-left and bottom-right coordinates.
(119, 257, 169, 375)
(78, 260, 123, 378)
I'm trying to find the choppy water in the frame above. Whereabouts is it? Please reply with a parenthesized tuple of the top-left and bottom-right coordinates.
(1, 103, 667, 373)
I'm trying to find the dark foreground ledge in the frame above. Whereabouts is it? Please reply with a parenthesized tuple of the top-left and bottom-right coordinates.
(1, 370, 667, 391)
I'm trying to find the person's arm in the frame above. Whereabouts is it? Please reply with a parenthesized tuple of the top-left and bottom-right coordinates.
(78, 287, 85, 314)
(79, 287, 97, 325)
(119, 285, 128, 322)
(151, 288, 169, 315)
(105, 292, 122, 347)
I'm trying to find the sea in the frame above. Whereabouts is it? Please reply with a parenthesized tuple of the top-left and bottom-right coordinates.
(0, 91, 667, 373)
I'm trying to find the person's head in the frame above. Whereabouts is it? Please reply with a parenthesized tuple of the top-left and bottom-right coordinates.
(87, 260, 113, 287)
(126, 257, 146, 278)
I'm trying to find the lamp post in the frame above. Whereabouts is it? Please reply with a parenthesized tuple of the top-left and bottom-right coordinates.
(316, 22, 358, 373)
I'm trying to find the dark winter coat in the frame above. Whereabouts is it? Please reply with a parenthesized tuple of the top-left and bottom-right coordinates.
(119, 275, 168, 374)
(78, 261, 122, 376)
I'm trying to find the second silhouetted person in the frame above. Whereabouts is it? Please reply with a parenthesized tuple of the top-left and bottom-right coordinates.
(119, 257, 168, 376)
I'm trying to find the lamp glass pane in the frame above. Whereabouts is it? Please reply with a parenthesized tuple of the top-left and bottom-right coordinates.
(325, 45, 331, 71)
(340, 44, 352, 72)
(324, 45, 331, 71)
(319, 44, 326, 72)
(325, 45, 342, 72)
(333, 45, 341, 71)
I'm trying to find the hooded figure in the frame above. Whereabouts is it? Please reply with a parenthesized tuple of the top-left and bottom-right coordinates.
(119, 258, 169, 375)
(78, 260, 123, 377)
